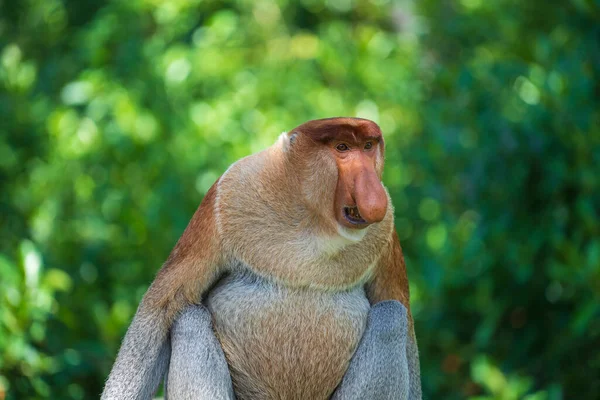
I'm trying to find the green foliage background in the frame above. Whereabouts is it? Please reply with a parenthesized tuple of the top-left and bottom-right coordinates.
(1, 0, 598, 398)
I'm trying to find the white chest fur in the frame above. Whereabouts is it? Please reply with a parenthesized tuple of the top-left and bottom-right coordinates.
(205, 270, 370, 400)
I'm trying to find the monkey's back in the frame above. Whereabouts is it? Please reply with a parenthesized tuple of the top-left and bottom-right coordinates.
(205, 270, 370, 400)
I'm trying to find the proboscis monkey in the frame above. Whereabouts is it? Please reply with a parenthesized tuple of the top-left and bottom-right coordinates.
(102, 118, 422, 400)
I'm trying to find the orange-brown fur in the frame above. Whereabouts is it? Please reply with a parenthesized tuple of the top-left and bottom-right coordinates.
(111, 117, 414, 399)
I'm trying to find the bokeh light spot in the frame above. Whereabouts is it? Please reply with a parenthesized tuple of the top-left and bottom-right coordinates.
(419, 198, 441, 221)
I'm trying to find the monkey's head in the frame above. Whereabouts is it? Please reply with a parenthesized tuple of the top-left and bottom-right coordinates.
(219, 117, 393, 286)
(285, 117, 388, 239)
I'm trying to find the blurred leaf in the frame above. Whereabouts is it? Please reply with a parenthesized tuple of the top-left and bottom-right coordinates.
(0, 0, 598, 398)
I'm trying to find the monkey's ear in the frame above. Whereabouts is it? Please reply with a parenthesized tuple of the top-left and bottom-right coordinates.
(278, 131, 298, 153)
(289, 132, 298, 145)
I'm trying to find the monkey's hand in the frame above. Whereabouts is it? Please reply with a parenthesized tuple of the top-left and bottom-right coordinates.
(331, 300, 422, 400)
(164, 304, 235, 400)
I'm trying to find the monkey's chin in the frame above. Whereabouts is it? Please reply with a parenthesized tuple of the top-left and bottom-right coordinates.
(336, 223, 369, 242)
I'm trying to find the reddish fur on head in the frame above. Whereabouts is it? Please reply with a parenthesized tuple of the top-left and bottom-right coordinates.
(289, 117, 388, 231)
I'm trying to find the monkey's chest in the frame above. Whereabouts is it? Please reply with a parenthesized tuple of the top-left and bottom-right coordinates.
(205, 272, 369, 400)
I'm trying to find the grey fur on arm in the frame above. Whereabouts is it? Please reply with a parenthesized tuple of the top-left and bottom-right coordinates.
(331, 300, 422, 400)
(101, 307, 171, 400)
(165, 305, 235, 400)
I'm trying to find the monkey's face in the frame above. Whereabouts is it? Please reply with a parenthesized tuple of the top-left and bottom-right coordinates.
(289, 118, 388, 236)
(329, 134, 387, 231)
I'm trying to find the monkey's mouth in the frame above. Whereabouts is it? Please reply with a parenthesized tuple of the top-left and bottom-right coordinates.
(343, 206, 367, 225)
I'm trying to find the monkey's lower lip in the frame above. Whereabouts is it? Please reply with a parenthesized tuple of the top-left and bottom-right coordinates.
(343, 206, 367, 225)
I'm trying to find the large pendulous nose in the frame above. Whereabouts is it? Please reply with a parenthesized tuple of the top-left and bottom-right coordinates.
(353, 168, 388, 224)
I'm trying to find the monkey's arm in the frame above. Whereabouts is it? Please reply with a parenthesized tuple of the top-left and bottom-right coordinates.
(352, 229, 422, 399)
(165, 304, 234, 400)
(331, 300, 414, 400)
(102, 185, 226, 400)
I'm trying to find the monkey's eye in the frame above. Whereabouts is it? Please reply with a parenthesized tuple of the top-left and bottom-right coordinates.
(364, 142, 373, 150)
(336, 143, 350, 152)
